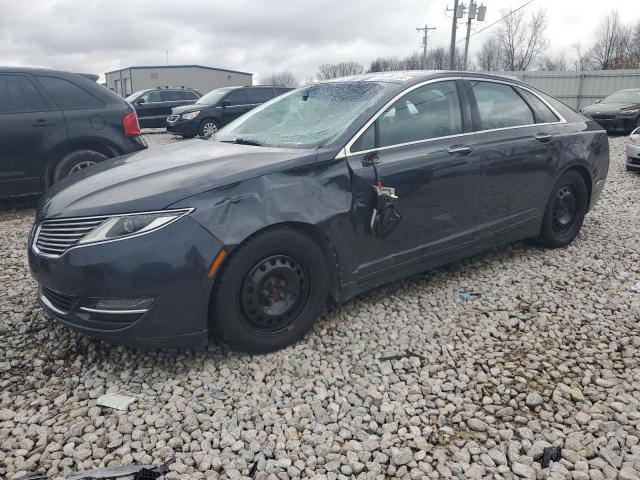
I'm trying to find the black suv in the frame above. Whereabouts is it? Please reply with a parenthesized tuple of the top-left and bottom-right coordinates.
(166, 85, 292, 138)
(126, 87, 201, 128)
(0, 67, 146, 198)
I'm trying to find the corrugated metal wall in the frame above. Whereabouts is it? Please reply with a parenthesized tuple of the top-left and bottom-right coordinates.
(490, 70, 640, 110)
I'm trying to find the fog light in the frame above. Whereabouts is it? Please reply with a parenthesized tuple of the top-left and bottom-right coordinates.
(83, 297, 155, 313)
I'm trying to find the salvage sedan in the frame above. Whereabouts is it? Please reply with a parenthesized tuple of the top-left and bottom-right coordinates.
(582, 88, 640, 134)
(29, 71, 609, 353)
(627, 127, 640, 171)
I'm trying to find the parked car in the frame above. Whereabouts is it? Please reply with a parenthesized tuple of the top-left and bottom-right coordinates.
(627, 127, 640, 171)
(29, 71, 609, 353)
(166, 85, 292, 138)
(0, 67, 146, 198)
(581, 88, 640, 134)
(126, 87, 201, 128)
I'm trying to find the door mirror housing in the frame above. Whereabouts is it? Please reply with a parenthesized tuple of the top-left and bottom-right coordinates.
(595, 98, 602, 104)
(136, 98, 146, 105)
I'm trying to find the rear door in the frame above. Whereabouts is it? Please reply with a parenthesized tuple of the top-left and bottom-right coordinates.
(346, 79, 481, 277)
(465, 79, 562, 240)
(247, 87, 275, 109)
(219, 89, 250, 125)
(0, 74, 66, 196)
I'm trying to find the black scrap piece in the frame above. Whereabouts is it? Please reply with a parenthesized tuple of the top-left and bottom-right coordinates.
(133, 459, 174, 480)
(17, 474, 49, 480)
(540, 446, 561, 468)
(380, 351, 426, 362)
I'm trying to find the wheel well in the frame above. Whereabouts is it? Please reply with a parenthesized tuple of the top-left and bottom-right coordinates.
(565, 165, 593, 206)
(45, 141, 118, 186)
(225, 222, 342, 302)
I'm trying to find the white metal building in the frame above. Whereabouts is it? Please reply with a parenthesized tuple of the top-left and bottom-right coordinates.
(104, 65, 253, 97)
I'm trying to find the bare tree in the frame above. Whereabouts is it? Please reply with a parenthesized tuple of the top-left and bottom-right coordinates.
(260, 72, 298, 87)
(476, 37, 504, 71)
(368, 48, 459, 72)
(539, 50, 568, 71)
(571, 43, 592, 71)
(591, 11, 632, 69)
(316, 61, 365, 80)
(496, 7, 548, 71)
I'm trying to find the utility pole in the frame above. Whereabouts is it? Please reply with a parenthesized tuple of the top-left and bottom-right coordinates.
(463, 2, 487, 70)
(449, 0, 461, 69)
(416, 24, 436, 68)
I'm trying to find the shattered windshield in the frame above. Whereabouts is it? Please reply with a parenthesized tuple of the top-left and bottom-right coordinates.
(215, 82, 390, 149)
(196, 88, 231, 105)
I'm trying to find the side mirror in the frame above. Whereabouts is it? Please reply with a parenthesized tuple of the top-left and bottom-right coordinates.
(136, 98, 146, 105)
(221, 100, 231, 109)
(595, 98, 602, 104)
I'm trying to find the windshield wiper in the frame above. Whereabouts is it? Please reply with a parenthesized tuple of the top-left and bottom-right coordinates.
(232, 137, 263, 146)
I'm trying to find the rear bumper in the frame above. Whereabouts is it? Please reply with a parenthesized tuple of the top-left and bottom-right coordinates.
(28, 216, 222, 348)
(119, 135, 148, 154)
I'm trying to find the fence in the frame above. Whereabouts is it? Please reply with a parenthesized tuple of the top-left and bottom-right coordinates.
(489, 69, 640, 110)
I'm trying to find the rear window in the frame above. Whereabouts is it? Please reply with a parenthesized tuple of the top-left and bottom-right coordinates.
(0, 74, 50, 113)
(37, 76, 104, 110)
(248, 88, 274, 104)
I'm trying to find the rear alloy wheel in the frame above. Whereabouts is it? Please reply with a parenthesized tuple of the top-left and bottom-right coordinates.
(199, 119, 219, 137)
(210, 227, 329, 354)
(53, 150, 108, 183)
(539, 170, 588, 247)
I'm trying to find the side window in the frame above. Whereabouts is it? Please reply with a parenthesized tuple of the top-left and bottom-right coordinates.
(36, 76, 104, 109)
(224, 89, 248, 106)
(275, 88, 291, 96)
(518, 88, 559, 124)
(247, 88, 274, 104)
(142, 90, 162, 103)
(351, 81, 463, 152)
(0, 75, 50, 113)
(161, 90, 182, 102)
(471, 81, 534, 130)
(185, 91, 199, 100)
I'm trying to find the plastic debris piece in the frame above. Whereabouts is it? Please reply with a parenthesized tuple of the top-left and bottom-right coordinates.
(17, 474, 50, 480)
(96, 393, 136, 411)
(458, 288, 481, 299)
(380, 351, 426, 362)
(540, 446, 561, 468)
(631, 282, 640, 293)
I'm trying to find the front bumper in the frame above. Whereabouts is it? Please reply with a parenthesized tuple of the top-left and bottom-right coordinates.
(166, 117, 199, 137)
(627, 141, 640, 170)
(589, 114, 639, 133)
(28, 216, 223, 348)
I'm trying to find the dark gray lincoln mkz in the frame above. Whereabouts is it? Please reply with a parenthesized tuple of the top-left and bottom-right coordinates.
(29, 71, 609, 353)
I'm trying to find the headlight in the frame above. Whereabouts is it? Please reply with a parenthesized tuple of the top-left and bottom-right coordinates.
(620, 109, 639, 116)
(630, 133, 640, 145)
(181, 111, 200, 120)
(78, 209, 192, 245)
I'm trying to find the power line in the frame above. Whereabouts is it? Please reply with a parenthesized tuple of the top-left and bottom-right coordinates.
(457, 0, 537, 43)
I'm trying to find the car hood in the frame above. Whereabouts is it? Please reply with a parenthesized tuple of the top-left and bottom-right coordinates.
(37, 140, 318, 220)
(171, 104, 211, 115)
(582, 102, 640, 114)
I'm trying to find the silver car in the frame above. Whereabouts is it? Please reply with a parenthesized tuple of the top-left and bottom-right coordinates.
(627, 127, 640, 171)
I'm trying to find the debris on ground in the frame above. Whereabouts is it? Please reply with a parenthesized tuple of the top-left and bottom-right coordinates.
(458, 288, 481, 299)
(96, 393, 136, 411)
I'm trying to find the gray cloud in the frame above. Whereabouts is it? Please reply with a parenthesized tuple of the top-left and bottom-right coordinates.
(1, 0, 639, 83)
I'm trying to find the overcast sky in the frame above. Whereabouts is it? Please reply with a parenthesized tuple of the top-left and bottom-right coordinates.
(1, 0, 640, 83)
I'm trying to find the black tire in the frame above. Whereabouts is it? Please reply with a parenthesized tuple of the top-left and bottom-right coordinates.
(210, 226, 329, 354)
(180, 134, 196, 139)
(53, 150, 108, 183)
(199, 119, 219, 137)
(539, 170, 588, 248)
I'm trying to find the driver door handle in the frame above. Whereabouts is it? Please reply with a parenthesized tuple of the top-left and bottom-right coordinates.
(534, 133, 553, 143)
(446, 145, 473, 156)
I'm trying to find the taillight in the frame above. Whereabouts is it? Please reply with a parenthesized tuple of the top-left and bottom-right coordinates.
(122, 111, 141, 136)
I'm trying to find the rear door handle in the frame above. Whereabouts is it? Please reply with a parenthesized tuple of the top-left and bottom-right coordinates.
(534, 133, 553, 143)
(31, 119, 52, 127)
(446, 145, 473, 156)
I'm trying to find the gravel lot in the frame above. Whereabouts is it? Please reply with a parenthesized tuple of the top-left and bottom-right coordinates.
(1, 134, 639, 480)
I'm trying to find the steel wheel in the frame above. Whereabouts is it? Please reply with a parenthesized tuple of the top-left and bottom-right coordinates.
(239, 254, 310, 334)
(201, 121, 218, 136)
(551, 184, 577, 234)
(68, 160, 96, 175)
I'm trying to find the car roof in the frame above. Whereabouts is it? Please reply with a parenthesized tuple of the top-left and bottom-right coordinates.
(0, 66, 97, 78)
(321, 70, 531, 87)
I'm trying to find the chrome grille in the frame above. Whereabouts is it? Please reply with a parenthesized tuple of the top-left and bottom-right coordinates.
(168, 114, 179, 122)
(34, 217, 104, 257)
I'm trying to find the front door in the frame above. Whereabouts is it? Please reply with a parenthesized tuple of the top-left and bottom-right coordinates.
(0, 74, 65, 197)
(219, 89, 250, 126)
(346, 80, 481, 278)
